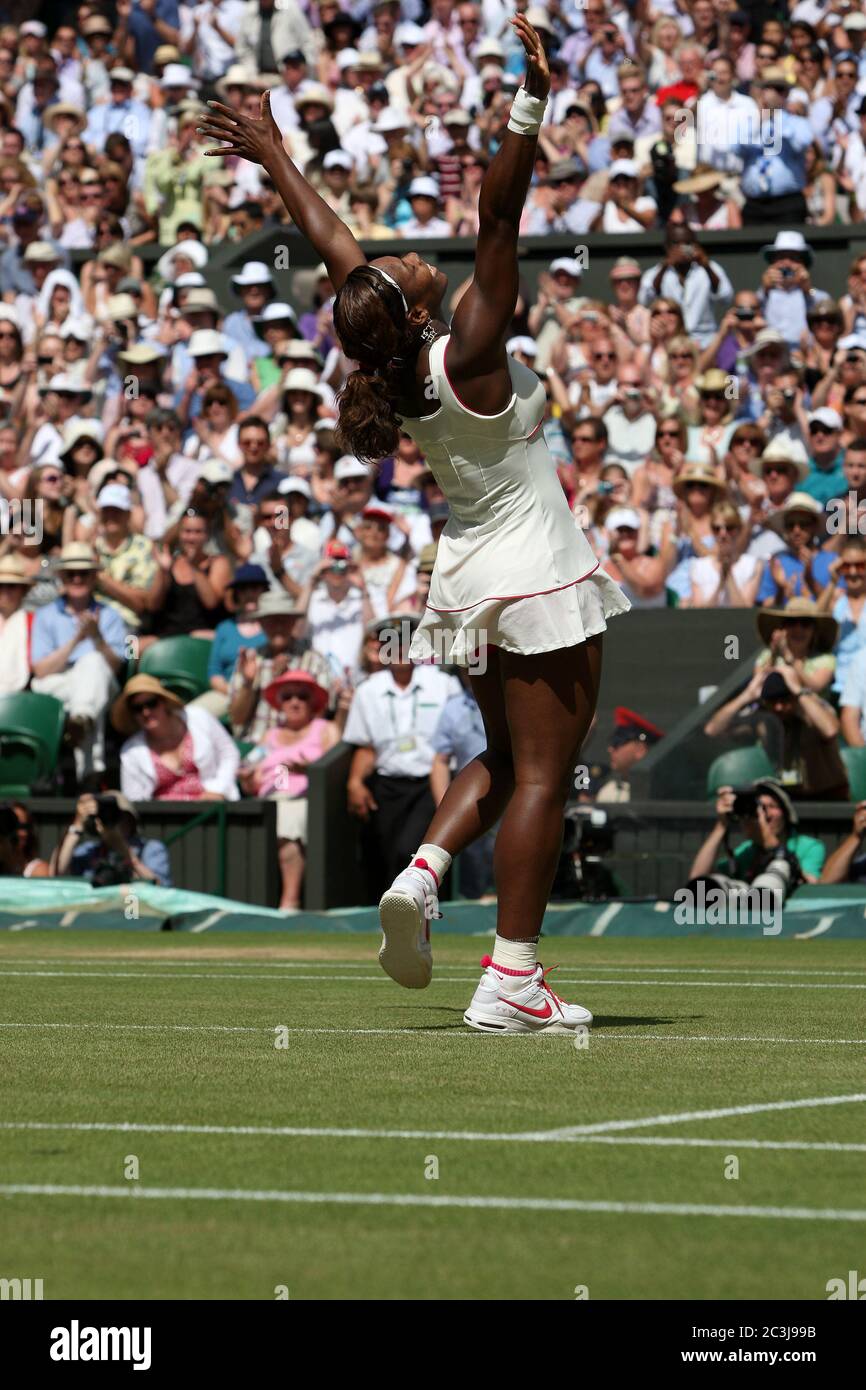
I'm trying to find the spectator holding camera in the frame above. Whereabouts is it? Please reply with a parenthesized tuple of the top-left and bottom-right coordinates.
(52, 791, 171, 886)
(688, 780, 824, 901)
(638, 224, 733, 348)
(820, 802, 866, 884)
(705, 666, 849, 801)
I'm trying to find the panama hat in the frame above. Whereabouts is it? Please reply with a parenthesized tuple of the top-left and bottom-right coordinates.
(111, 674, 184, 736)
(253, 301, 298, 336)
(0, 555, 34, 587)
(156, 240, 209, 282)
(673, 164, 725, 196)
(44, 103, 87, 135)
(695, 368, 731, 394)
(749, 436, 809, 482)
(757, 596, 838, 653)
(264, 669, 329, 715)
(246, 591, 306, 622)
(231, 260, 274, 289)
(295, 84, 335, 113)
(216, 64, 258, 97)
(54, 542, 100, 572)
(672, 462, 729, 499)
(59, 419, 104, 460)
(761, 230, 813, 266)
(38, 373, 91, 398)
(282, 367, 325, 397)
(278, 340, 323, 366)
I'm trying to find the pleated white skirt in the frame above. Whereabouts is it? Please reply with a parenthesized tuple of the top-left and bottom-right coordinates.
(409, 568, 631, 667)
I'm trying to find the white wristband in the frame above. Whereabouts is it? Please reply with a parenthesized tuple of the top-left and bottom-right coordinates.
(507, 87, 547, 136)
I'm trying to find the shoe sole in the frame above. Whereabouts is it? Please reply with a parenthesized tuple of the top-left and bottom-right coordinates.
(463, 1008, 592, 1035)
(378, 890, 432, 990)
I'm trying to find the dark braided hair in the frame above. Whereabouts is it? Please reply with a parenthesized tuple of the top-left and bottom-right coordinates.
(333, 264, 431, 465)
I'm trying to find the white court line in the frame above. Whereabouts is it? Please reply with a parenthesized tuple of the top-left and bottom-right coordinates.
(0, 1184, 863, 1222)
(530, 1092, 866, 1141)
(2, 967, 866, 990)
(588, 903, 622, 937)
(1, 1120, 864, 1154)
(1, 957, 865, 980)
(3, 1021, 866, 1044)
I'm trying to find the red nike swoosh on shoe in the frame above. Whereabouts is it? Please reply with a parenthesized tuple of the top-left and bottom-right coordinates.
(498, 996, 553, 1019)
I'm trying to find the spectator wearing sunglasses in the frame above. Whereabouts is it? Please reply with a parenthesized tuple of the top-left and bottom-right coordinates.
(821, 536, 866, 699)
(801, 408, 846, 506)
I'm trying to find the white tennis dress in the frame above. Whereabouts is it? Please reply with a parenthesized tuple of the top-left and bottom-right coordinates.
(402, 334, 631, 665)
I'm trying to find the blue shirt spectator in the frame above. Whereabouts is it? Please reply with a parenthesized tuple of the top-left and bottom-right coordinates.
(31, 595, 127, 667)
(431, 684, 487, 771)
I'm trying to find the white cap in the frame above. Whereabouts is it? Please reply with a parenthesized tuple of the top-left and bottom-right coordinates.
(808, 407, 843, 430)
(606, 507, 641, 531)
(323, 149, 354, 171)
(334, 457, 371, 481)
(198, 457, 233, 486)
(277, 476, 312, 498)
(38, 372, 90, 396)
(396, 22, 426, 45)
(336, 47, 360, 71)
(408, 176, 440, 199)
(507, 335, 538, 357)
(839, 333, 866, 352)
(161, 64, 198, 88)
(231, 260, 274, 287)
(283, 367, 324, 396)
(844, 12, 866, 29)
(21, 20, 47, 36)
(254, 301, 297, 325)
(188, 329, 228, 358)
(373, 107, 410, 134)
(60, 316, 94, 342)
(609, 159, 639, 180)
(109, 66, 136, 84)
(475, 38, 505, 60)
(550, 257, 582, 278)
(97, 483, 133, 511)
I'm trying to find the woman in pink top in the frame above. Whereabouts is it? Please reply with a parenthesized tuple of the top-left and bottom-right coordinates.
(240, 670, 348, 909)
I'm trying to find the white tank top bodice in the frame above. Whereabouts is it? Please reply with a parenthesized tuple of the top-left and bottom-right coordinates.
(400, 334, 599, 611)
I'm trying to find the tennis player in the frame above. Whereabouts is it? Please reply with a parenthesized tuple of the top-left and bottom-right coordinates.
(200, 15, 630, 1033)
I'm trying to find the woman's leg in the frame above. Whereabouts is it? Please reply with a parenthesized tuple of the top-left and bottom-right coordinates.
(422, 648, 515, 854)
(277, 838, 305, 910)
(494, 637, 603, 939)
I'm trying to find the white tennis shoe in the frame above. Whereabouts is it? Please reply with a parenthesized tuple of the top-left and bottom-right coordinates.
(378, 860, 442, 989)
(463, 955, 593, 1034)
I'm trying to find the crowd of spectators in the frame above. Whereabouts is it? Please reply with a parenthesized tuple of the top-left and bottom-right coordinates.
(6, 4, 866, 906)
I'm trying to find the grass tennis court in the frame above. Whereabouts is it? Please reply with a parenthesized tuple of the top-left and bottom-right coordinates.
(1, 930, 864, 1300)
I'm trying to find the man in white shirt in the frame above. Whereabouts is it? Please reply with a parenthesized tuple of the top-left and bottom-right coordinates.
(345, 626, 460, 898)
(181, 0, 246, 83)
(305, 542, 366, 684)
(696, 55, 757, 173)
(399, 177, 452, 238)
(638, 224, 733, 348)
(603, 364, 658, 475)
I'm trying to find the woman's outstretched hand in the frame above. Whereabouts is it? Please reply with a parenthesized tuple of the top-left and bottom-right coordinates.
(199, 90, 284, 168)
(511, 14, 550, 100)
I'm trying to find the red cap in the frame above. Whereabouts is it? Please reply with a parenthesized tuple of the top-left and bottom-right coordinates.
(611, 706, 665, 744)
(324, 540, 350, 561)
(360, 506, 392, 525)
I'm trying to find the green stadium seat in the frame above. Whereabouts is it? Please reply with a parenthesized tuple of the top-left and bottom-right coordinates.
(839, 745, 866, 801)
(0, 691, 66, 795)
(706, 744, 777, 797)
(140, 637, 213, 702)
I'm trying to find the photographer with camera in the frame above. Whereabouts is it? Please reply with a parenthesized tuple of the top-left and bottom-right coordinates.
(638, 224, 732, 348)
(52, 792, 171, 887)
(820, 802, 866, 884)
(688, 779, 824, 907)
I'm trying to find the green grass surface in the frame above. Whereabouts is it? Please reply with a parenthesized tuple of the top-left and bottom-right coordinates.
(1, 931, 865, 1300)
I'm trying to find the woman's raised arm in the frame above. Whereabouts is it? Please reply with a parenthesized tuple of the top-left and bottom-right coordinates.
(198, 92, 366, 293)
(447, 16, 550, 397)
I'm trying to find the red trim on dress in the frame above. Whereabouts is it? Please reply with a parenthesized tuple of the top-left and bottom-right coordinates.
(425, 560, 601, 614)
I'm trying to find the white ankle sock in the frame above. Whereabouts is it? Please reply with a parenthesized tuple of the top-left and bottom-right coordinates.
(491, 935, 538, 982)
(413, 844, 452, 883)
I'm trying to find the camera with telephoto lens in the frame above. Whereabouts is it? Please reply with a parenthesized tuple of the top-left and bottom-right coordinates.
(730, 786, 758, 821)
(83, 795, 122, 838)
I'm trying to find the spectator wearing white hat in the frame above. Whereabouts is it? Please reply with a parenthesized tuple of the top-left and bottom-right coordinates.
(399, 177, 451, 238)
(319, 148, 356, 220)
(758, 231, 831, 349)
(90, 484, 159, 634)
(223, 261, 276, 360)
(320, 458, 374, 548)
(31, 543, 127, 779)
(176, 328, 256, 425)
(591, 158, 657, 234)
(83, 67, 153, 160)
(801, 408, 847, 506)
